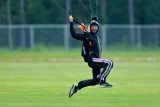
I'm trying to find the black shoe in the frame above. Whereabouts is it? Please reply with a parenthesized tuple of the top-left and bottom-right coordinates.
(69, 84, 77, 98)
(99, 82, 112, 88)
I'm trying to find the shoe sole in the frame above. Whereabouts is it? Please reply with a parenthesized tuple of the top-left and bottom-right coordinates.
(99, 85, 112, 88)
(69, 85, 76, 98)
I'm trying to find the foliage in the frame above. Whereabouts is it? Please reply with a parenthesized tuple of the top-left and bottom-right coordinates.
(1, 0, 160, 24)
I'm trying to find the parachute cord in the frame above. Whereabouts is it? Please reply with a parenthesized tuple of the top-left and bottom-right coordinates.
(52, 0, 80, 24)
(77, 0, 85, 23)
(89, 0, 93, 17)
(79, 0, 91, 15)
(52, 0, 66, 12)
(95, 0, 98, 16)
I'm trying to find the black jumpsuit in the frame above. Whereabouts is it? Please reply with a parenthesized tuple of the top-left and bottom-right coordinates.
(70, 22, 113, 90)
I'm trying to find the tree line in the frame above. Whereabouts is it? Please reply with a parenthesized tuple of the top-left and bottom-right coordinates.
(0, 0, 160, 25)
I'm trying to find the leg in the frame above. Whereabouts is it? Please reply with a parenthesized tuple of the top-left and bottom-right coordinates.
(100, 59, 113, 83)
(77, 68, 100, 90)
(88, 57, 113, 87)
(77, 78, 99, 90)
(69, 68, 100, 97)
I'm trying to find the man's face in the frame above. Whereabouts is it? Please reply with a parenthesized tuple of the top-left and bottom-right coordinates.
(90, 25, 98, 33)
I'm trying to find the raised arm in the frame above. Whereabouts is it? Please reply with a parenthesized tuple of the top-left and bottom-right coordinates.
(69, 15, 85, 41)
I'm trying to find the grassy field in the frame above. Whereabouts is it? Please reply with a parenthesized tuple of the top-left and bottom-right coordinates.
(0, 58, 160, 107)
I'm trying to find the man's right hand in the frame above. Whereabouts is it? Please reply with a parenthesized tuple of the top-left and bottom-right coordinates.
(69, 15, 73, 22)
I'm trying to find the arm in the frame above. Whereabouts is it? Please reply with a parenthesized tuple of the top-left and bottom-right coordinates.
(70, 22, 85, 41)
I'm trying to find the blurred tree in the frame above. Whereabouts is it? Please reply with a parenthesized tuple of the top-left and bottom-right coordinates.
(101, 0, 107, 23)
(65, 0, 71, 24)
(7, 0, 13, 49)
(0, 0, 7, 24)
(144, 0, 160, 24)
(0, 0, 160, 24)
(135, 0, 160, 24)
(128, 0, 135, 47)
(106, 0, 129, 24)
(20, 0, 26, 48)
(26, 0, 65, 24)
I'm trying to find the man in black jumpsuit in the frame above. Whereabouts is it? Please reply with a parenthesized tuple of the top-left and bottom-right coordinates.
(69, 15, 113, 98)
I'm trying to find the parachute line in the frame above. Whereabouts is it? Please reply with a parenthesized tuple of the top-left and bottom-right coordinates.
(95, 0, 98, 16)
(52, 0, 66, 12)
(89, 0, 93, 16)
(79, 0, 91, 15)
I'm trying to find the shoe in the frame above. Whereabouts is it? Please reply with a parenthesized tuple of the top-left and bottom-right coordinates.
(69, 84, 77, 98)
(99, 82, 112, 88)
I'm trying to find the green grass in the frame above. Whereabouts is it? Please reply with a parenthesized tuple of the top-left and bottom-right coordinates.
(0, 61, 159, 107)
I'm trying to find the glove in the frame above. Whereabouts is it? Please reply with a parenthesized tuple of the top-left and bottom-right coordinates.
(69, 15, 73, 22)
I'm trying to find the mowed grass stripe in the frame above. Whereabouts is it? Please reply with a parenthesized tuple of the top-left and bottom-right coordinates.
(0, 61, 159, 107)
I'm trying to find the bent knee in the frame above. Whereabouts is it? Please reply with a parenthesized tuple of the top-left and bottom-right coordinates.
(104, 59, 113, 68)
(92, 79, 99, 85)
